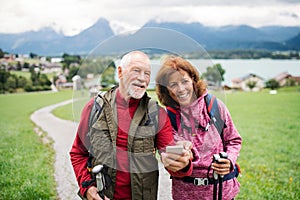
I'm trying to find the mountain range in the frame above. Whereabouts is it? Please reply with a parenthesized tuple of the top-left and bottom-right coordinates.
(1, 18, 300, 56)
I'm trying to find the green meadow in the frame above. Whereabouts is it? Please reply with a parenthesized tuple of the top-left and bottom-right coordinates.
(0, 90, 73, 199)
(1, 88, 299, 199)
(226, 90, 300, 199)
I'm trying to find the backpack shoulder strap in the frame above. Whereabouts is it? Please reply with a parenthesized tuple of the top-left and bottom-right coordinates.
(166, 107, 178, 131)
(86, 92, 105, 172)
(205, 94, 241, 178)
(148, 100, 160, 133)
(88, 92, 105, 129)
(204, 94, 226, 146)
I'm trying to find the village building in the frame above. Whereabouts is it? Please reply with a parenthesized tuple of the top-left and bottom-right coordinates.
(232, 73, 265, 91)
(273, 72, 300, 86)
(40, 62, 63, 74)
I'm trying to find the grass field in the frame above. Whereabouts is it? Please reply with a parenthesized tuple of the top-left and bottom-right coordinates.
(1, 88, 299, 199)
(226, 90, 300, 199)
(0, 90, 73, 199)
(10, 71, 57, 82)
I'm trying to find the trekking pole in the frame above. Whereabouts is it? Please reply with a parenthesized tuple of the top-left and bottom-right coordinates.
(218, 152, 228, 200)
(213, 154, 221, 200)
(92, 165, 105, 200)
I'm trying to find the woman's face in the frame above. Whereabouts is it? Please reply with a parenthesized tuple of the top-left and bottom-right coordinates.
(167, 70, 196, 106)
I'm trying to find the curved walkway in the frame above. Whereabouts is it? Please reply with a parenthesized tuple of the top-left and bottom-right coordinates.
(30, 99, 172, 200)
(31, 100, 80, 200)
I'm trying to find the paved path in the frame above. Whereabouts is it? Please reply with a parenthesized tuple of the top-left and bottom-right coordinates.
(30, 99, 172, 200)
(31, 100, 80, 200)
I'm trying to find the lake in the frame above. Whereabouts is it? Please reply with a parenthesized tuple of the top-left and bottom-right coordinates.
(148, 59, 300, 88)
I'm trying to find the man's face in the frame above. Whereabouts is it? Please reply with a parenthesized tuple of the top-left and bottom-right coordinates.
(119, 53, 151, 99)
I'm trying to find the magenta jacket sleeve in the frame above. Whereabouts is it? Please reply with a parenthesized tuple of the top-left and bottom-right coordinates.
(167, 161, 193, 178)
(165, 129, 193, 178)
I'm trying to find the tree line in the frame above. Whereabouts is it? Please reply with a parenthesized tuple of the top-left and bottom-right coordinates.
(0, 50, 117, 93)
(0, 67, 52, 94)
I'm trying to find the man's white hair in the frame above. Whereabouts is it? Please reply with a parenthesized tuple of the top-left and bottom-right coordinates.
(119, 51, 149, 69)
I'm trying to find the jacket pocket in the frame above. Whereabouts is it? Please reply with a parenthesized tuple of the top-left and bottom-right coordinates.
(89, 127, 114, 167)
(134, 126, 155, 153)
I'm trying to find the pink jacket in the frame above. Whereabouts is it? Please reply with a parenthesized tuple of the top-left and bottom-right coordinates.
(168, 92, 242, 200)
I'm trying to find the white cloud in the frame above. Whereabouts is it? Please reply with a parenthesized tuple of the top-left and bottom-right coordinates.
(0, 0, 299, 35)
(168, 5, 300, 27)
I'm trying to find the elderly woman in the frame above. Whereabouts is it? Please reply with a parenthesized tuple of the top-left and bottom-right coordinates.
(156, 56, 242, 200)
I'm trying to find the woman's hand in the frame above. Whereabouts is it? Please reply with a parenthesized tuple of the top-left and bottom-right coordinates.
(161, 149, 191, 172)
(211, 158, 231, 176)
(176, 140, 193, 160)
(176, 140, 193, 150)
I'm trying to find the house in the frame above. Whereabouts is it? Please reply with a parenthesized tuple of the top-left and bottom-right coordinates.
(232, 73, 264, 91)
(51, 57, 64, 63)
(2, 54, 15, 62)
(274, 72, 292, 86)
(40, 62, 62, 74)
(55, 74, 67, 89)
(0, 54, 15, 69)
(273, 72, 299, 86)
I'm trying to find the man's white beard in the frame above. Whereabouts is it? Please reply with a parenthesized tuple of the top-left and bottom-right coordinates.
(128, 85, 146, 99)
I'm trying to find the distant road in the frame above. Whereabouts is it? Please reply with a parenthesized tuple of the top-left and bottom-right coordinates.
(30, 99, 172, 200)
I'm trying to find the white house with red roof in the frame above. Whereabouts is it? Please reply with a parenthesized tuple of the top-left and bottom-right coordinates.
(232, 73, 265, 91)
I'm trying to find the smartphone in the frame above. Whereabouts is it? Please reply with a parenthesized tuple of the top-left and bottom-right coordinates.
(166, 145, 184, 154)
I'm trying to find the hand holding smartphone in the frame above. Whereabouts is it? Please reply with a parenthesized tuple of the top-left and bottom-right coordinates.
(166, 145, 184, 155)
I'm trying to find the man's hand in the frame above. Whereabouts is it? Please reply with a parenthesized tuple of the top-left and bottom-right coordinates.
(86, 186, 110, 200)
(211, 158, 231, 176)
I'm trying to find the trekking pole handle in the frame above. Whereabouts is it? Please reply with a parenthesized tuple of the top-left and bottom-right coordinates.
(92, 165, 103, 174)
(213, 154, 221, 180)
(92, 165, 105, 192)
(219, 152, 228, 178)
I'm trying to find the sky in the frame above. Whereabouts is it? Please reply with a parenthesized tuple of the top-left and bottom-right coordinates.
(0, 0, 300, 36)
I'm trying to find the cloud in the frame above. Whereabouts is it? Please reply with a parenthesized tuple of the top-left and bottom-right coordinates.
(280, 12, 299, 18)
(0, 0, 299, 35)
